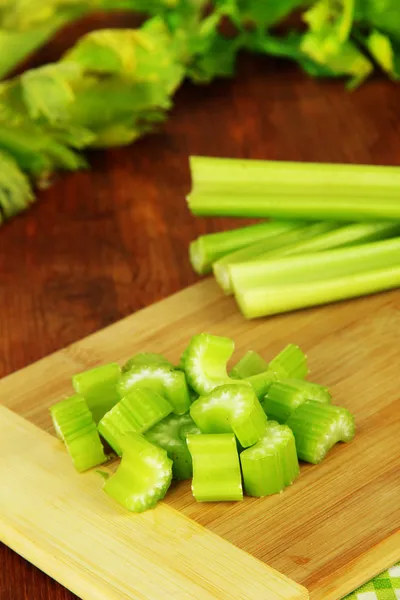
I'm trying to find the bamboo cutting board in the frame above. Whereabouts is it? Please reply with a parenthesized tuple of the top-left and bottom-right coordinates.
(1, 279, 399, 600)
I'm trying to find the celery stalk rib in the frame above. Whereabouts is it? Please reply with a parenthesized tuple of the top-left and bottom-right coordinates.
(188, 193, 400, 221)
(232, 236, 400, 293)
(237, 267, 400, 319)
(189, 220, 300, 275)
(213, 222, 339, 294)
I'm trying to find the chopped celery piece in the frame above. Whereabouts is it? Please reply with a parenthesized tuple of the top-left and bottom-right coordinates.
(190, 220, 302, 275)
(287, 401, 355, 464)
(230, 350, 269, 379)
(214, 222, 338, 294)
(235, 237, 400, 318)
(269, 344, 309, 380)
(50, 395, 107, 472)
(98, 388, 172, 456)
(240, 422, 299, 497)
(117, 364, 191, 415)
(145, 413, 201, 480)
(263, 379, 331, 423)
(190, 384, 267, 447)
(180, 333, 235, 395)
(187, 433, 243, 502)
(72, 362, 121, 424)
(246, 344, 308, 399)
(122, 352, 173, 373)
(103, 433, 172, 512)
(188, 157, 400, 221)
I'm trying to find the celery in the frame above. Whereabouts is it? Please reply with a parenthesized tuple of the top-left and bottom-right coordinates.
(189, 220, 300, 275)
(145, 413, 201, 480)
(188, 157, 400, 221)
(286, 401, 355, 464)
(246, 344, 308, 399)
(180, 333, 235, 395)
(0, 149, 34, 224)
(50, 395, 107, 472)
(190, 384, 267, 447)
(117, 364, 191, 415)
(103, 433, 172, 512)
(213, 222, 339, 294)
(187, 433, 243, 502)
(98, 388, 172, 456)
(234, 237, 400, 319)
(263, 379, 331, 423)
(230, 350, 269, 379)
(240, 422, 299, 497)
(224, 221, 400, 295)
(72, 363, 121, 424)
(122, 352, 173, 373)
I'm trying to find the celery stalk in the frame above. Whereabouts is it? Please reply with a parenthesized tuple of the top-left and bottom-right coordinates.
(263, 379, 331, 423)
(224, 221, 400, 295)
(240, 422, 299, 497)
(72, 363, 121, 424)
(103, 433, 172, 512)
(122, 352, 173, 373)
(234, 237, 400, 319)
(188, 157, 400, 221)
(180, 333, 235, 395)
(187, 433, 243, 502)
(286, 401, 355, 464)
(246, 344, 308, 399)
(230, 229, 400, 293)
(98, 388, 173, 456)
(214, 222, 339, 294)
(117, 364, 191, 415)
(50, 395, 107, 472)
(189, 220, 300, 275)
(230, 350, 269, 379)
(190, 383, 267, 448)
(145, 413, 201, 480)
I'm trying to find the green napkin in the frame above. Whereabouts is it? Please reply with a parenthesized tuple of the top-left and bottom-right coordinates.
(345, 562, 400, 599)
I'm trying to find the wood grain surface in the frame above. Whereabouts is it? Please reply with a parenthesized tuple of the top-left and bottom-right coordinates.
(1, 11, 400, 600)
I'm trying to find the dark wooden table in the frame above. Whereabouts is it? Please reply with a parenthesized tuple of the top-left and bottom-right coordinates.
(1, 13, 400, 600)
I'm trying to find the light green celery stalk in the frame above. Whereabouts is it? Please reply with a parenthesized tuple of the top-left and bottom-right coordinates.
(230, 350, 269, 379)
(187, 433, 243, 502)
(286, 400, 355, 463)
(188, 157, 400, 221)
(73, 362, 121, 424)
(234, 237, 400, 319)
(189, 220, 300, 275)
(246, 344, 308, 399)
(190, 383, 267, 448)
(228, 221, 400, 293)
(98, 388, 173, 456)
(240, 421, 299, 497)
(180, 333, 235, 395)
(103, 433, 173, 511)
(50, 394, 108, 472)
(214, 222, 340, 294)
(263, 379, 331, 423)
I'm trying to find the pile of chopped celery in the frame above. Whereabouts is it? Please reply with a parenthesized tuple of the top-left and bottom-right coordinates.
(50, 333, 355, 512)
(188, 157, 400, 319)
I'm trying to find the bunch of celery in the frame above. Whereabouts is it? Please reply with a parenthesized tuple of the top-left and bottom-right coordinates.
(1, 0, 400, 224)
(50, 333, 355, 512)
(188, 156, 400, 319)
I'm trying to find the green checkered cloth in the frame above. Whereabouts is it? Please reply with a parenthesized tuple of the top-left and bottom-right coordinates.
(344, 563, 400, 599)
